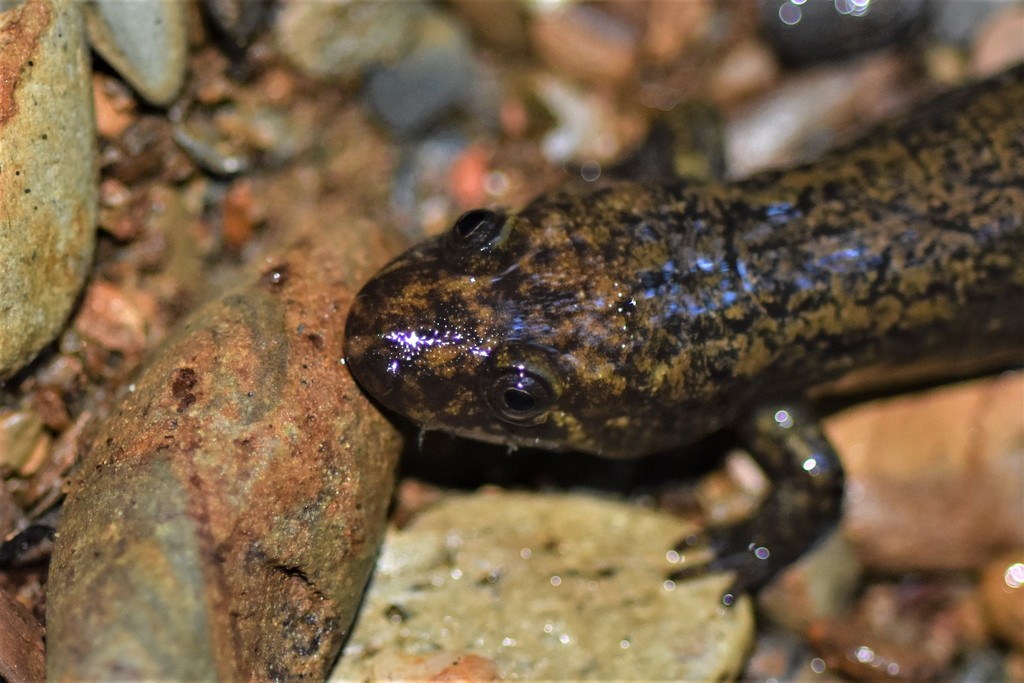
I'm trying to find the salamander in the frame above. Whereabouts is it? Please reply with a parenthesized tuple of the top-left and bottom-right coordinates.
(344, 65, 1024, 599)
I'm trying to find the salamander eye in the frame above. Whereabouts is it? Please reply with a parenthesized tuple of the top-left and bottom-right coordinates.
(485, 367, 553, 425)
(447, 209, 508, 255)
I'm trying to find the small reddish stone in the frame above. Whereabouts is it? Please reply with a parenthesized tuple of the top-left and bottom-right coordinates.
(73, 280, 149, 357)
(31, 385, 71, 431)
(221, 179, 257, 250)
(448, 145, 490, 209)
(429, 653, 500, 681)
(92, 73, 136, 140)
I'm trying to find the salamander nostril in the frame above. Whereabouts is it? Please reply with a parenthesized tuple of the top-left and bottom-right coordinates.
(345, 341, 398, 398)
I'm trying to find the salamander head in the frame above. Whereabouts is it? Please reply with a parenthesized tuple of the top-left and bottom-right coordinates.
(345, 196, 668, 457)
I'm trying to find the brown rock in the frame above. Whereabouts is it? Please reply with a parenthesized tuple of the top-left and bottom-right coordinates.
(827, 372, 1024, 572)
(449, 0, 528, 52)
(808, 581, 980, 680)
(979, 552, 1024, 650)
(757, 529, 862, 633)
(221, 178, 258, 250)
(642, 0, 712, 63)
(529, 5, 638, 85)
(971, 5, 1024, 77)
(0, 587, 45, 683)
(725, 54, 907, 176)
(46, 235, 403, 679)
(710, 39, 781, 107)
(73, 280, 151, 359)
(92, 73, 136, 139)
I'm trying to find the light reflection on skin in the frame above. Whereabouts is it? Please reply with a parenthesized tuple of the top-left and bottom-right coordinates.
(383, 328, 492, 370)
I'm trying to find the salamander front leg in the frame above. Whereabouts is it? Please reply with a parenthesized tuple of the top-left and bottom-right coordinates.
(671, 405, 845, 604)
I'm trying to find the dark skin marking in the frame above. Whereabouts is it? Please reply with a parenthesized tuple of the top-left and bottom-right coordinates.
(344, 65, 1024, 598)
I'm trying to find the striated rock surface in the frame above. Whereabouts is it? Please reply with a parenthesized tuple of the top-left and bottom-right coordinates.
(46, 234, 402, 680)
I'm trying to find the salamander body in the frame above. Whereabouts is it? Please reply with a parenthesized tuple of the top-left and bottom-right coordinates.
(345, 66, 1024, 595)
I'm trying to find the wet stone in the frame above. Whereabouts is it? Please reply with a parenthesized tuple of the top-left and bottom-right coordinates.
(331, 491, 754, 681)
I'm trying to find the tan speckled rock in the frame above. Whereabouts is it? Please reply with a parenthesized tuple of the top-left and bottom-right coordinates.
(0, 0, 97, 378)
(331, 491, 754, 681)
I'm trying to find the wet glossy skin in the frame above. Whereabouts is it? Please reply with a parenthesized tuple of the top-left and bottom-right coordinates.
(345, 66, 1024, 595)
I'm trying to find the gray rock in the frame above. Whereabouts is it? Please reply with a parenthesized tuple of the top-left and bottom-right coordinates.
(331, 492, 754, 680)
(275, 1, 422, 81)
(929, 0, 1004, 45)
(83, 0, 188, 106)
(366, 13, 477, 136)
(0, 0, 97, 378)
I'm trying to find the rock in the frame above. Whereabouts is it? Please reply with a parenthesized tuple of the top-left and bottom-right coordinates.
(0, 587, 45, 683)
(274, 1, 422, 82)
(759, 0, 928, 66)
(331, 491, 754, 681)
(725, 54, 905, 177)
(202, 0, 271, 54)
(979, 552, 1024, 651)
(757, 529, 862, 633)
(0, 410, 44, 472)
(970, 5, 1024, 77)
(642, 0, 712, 63)
(46, 236, 403, 680)
(929, 0, 1004, 45)
(72, 280, 151, 361)
(448, 0, 529, 52)
(826, 372, 1024, 572)
(529, 4, 639, 85)
(533, 75, 623, 163)
(710, 39, 781, 107)
(808, 580, 984, 680)
(365, 12, 476, 136)
(92, 72, 137, 139)
(0, 0, 97, 379)
(83, 0, 188, 106)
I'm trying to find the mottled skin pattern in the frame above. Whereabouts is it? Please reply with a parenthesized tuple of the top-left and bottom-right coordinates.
(346, 65, 1024, 596)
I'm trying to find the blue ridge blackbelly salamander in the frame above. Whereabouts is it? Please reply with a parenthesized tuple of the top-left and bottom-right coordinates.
(344, 65, 1024, 599)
